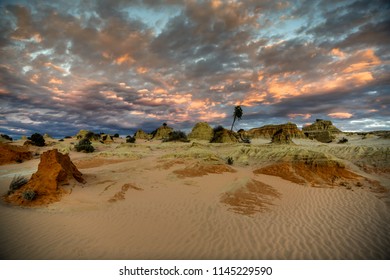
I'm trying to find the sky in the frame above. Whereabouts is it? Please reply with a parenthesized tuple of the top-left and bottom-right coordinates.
(0, 0, 389, 138)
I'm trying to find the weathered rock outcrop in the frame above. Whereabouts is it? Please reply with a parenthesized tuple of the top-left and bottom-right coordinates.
(246, 123, 305, 139)
(152, 125, 173, 140)
(5, 149, 85, 206)
(0, 143, 33, 165)
(303, 119, 341, 133)
(188, 122, 214, 141)
(271, 128, 295, 145)
(210, 128, 240, 143)
(101, 134, 114, 144)
(253, 149, 361, 187)
(134, 129, 152, 140)
(76, 130, 90, 139)
(303, 119, 341, 143)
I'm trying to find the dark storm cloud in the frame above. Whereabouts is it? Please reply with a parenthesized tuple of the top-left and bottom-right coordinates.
(257, 39, 332, 75)
(337, 19, 390, 51)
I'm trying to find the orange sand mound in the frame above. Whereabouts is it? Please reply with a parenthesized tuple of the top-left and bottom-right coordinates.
(157, 159, 186, 170)
(4, 149, 85, 206)
(108, 183, 143, 203)
(173, 162, 236, 178)
(0, 143, 33, 165)
(221, 179, 281, 215)
(254, 159, 360, 187)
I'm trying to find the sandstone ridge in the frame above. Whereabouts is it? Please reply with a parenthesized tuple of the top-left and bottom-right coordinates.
(0, 143, 32, 165)
(245, 123, 305, 139)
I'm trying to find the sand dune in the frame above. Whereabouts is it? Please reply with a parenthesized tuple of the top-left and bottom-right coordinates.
(0, 136, 389, 259)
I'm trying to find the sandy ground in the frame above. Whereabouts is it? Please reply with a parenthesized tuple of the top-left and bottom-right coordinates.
(0, 135, 389, 259)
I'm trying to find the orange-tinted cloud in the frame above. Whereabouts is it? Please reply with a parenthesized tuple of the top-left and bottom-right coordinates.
(114, 54, 134, 65)
(288, 113, 311, 119)
(136, 67, 148, 74)
(44, 62, 67, 73)
(49, 78, 63, 84)
(328, 112, 353, 119)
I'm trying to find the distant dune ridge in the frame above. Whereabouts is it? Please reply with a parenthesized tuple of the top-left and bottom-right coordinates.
(0, 121, 389, 259)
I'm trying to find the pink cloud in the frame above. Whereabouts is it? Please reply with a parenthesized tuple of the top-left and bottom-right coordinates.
(328, 112, 353, 119)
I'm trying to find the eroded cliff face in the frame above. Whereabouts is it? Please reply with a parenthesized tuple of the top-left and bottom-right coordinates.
(4, 149, 85, 206)
(0, 143, 33, 165)
(244, 123, 305, 139)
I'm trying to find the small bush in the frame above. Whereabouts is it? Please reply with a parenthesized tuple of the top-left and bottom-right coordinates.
(1, 134, 13, 141)
(213, 125, 225, 133)
(75, 138, 95, 153)
(85, 131, 100, 141)
(227, 156, 234, 165)
(126, 136, 136, 143)
(210, 126, 226, 143)
(113, 133, 120, 138)
(64, 136, 72, 139)
(59, 139, 64, 142)
(338, 137, 348, 144)
(163, 130, 189, 142)
(22, 189, 36, 201)
(28, 133, 45, 147)
(9, 175, 28, 192)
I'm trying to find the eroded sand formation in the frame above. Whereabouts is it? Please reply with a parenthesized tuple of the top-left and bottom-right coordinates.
(0, 127, 389, 259)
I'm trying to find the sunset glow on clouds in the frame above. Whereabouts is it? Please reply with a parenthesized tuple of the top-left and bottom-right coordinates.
(0, 0, 389, 138)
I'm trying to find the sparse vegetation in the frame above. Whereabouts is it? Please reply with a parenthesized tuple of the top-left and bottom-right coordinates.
(227, 156, 234, 165)
(28, 133, 45, 147)
(85, 131, 100, 141)
(75, 138, 95, 153)
(338, 137, 348, 144)
(213, 125, 225, 134)
(210, 125, 227, 143)
(231, 105, 243, 131)
(22, 189, 36, 201)
(1, 134, 13, 141)
(163, 130, 189, 142)
(9, 175, 28, 193)
(126, 136, 136, 143)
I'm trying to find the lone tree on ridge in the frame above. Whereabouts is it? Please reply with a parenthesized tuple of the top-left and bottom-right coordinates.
(231, 105, 243, 131)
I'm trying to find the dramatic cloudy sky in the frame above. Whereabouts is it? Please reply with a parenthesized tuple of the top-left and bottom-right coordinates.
(0, 0, 389, 138)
